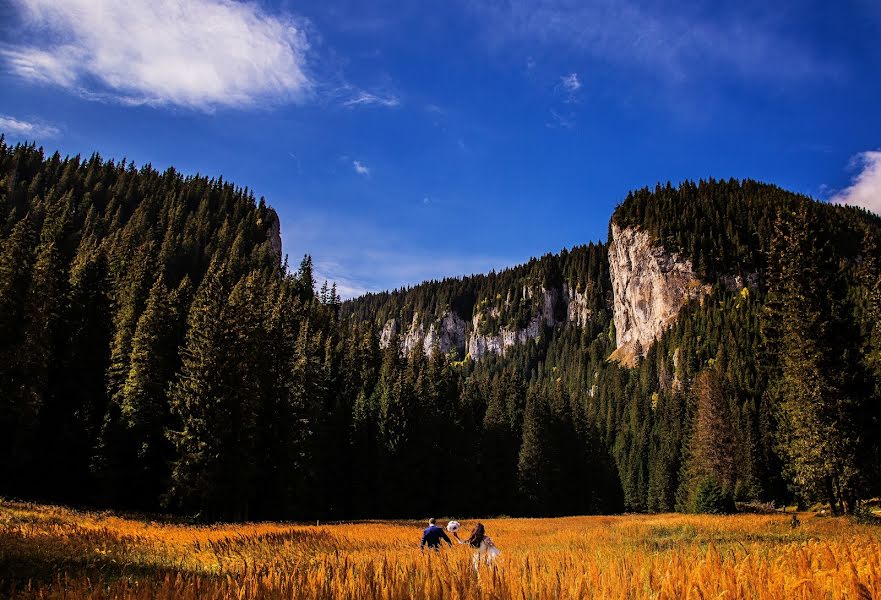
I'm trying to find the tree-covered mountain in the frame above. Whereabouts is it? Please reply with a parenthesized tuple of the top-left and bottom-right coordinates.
(344, 177, 881, 515)
(2, 138, 879, 520)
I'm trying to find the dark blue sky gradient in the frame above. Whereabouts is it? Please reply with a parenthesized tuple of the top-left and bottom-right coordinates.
(1, 0, 879, 296)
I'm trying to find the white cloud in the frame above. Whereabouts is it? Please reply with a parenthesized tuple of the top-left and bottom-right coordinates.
(561, 73, 581, 93)
(0, 115, 60, 139)
(353, 160, 370, 176)
(831, 150, 881, 215)
(3, 0, 311, 110)
(343, 91, 400, 108)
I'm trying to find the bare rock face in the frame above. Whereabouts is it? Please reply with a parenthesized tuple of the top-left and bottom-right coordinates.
(467, 288, 559, 360)
(719, 272, 759, 292)
(400, 313, 426, 356)
(424, 311, 467, 355)
(264, 208, 282, 261)
(380, 311, 468, 358)
(378, 286, 594, 362)
(467, 312, 543, 360)
(379, 318, 398, 348)
(608, 222, 710, 366)
(564, 283, 593, 327)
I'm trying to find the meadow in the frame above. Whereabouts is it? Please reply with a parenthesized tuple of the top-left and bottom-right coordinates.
(1, 501, 879, 599)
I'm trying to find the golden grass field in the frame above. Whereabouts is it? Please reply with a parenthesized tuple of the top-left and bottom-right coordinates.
(1, 501, 880, 599)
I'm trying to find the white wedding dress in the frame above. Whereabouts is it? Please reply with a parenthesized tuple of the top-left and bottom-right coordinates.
(470, 536, 501, 566)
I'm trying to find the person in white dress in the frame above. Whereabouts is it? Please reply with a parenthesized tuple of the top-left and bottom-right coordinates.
(453, 523, 500, 566)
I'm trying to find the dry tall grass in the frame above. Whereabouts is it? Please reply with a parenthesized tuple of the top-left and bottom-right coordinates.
(1, 501, 879, 599)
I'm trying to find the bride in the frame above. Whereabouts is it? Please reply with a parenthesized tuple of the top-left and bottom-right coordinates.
(454, 523, 501, 566)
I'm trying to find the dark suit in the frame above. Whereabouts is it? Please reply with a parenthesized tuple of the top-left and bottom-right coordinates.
(420, 524, 452, 550)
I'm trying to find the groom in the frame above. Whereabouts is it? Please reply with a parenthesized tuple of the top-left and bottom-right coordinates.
(420, 518, 452, 551)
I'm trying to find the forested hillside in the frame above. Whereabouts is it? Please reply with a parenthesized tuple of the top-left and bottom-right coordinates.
(346, 178, 881, 516)
(0, 140, 338, 520)
(2, 139, 879, 520)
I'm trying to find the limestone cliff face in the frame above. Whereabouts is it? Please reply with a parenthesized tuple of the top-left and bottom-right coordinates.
(563, 284, 592, 327)
(380, 311, 468, 357)
(608, 222, 710, 366)
(379, 318, 398, 349)
(263, 208, 282, 261)
(378, 286, 592, 361)
(425, 311, 467, 355)
(467, 287, 560, 360)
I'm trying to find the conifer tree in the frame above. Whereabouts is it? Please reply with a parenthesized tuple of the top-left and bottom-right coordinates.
(677, 368, 737, 512)
(0, 216, 35, 487)
(764, 206, 864, 513)
(517, 391, 555, 514)
(166, 264, 240, 519)
(117, 275, 181, 506)
(13, 227, 67, 492)
(481, 381, 517, 514)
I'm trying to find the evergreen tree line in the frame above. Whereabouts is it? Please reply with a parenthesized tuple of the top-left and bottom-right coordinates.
(0, 141, 619, 520)
(2, 141, 880, 519)
(341, 243, 607, 342)
(349, 180, 881, 515)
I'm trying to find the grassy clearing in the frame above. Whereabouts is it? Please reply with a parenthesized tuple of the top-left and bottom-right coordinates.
(1, 501, 879, 599)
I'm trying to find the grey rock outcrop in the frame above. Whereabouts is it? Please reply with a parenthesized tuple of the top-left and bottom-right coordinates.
(264, 208, 282, 261)
(608, 222, 710, 366)
(719, 272, 759, 292)
(424, 311, 467, 355)
(379, 311, 468, 358)
(467, 288, 559, 360)
(564, 284, 592, 327)
(377, 285, 595, 362)
(379, 318, 398, 348)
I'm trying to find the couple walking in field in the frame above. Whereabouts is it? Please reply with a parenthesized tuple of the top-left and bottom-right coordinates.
(420, 518, 501, 565)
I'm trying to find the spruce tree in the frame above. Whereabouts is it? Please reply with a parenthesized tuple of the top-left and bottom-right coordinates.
(0, 216, 35, 488)
(166, 264, 238, 519)
(117, 275, 180, 506)
(517, 391, 554, 514)
(765, 206, 864, 513)
(481, 381, 517, 514)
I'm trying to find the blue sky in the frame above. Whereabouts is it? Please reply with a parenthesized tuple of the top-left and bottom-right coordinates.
(1, 0, 880, 297)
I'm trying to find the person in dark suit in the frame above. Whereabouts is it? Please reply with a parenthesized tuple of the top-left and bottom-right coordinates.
(420, 518, 452, 551)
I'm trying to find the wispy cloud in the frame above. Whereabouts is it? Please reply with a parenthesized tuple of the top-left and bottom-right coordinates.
(0, 115, 60, 139)
(313, 259, 373, 299)
(469, 0, 833, 83)
(560, 73, 581, 93)
(315, 250, 517, 299)
(3, 0, 311, 110)
(343, 91, 400, 108)
(284, 212, 518, 299)
(831, 150, 881, 215)
(547, 108, 575, 129)
(353, 160, 371, 176)
(288, 152, 303, 175)
(555, 72, 582, 104)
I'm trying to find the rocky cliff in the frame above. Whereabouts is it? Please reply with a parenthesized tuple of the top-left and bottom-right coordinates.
(608, 222, 710, 366)
(467, 287, 560, 360)
(379, 285, 593, 361)
(263, 208, 283, 261)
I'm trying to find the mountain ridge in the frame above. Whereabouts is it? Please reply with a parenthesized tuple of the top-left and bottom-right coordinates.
(2, 142, 879, 520)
